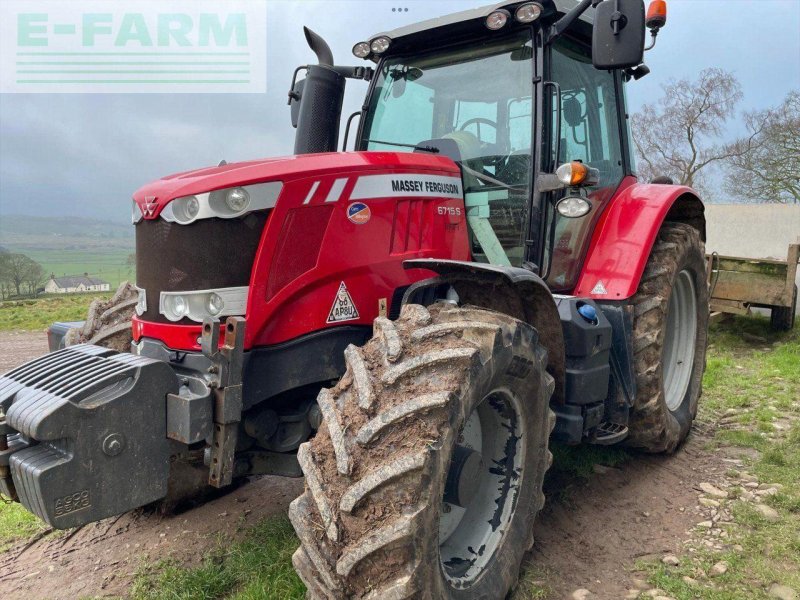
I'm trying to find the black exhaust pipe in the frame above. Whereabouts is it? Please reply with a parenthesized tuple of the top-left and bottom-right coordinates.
(304, 26, 333, 67)
(292, 27, 346, 155)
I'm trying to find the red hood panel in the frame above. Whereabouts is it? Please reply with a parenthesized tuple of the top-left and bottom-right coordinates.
(133, 151, 459, 218)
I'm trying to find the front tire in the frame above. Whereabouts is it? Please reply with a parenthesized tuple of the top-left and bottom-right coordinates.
(290, 304, 554, 599)
(627, 223, 709, 453)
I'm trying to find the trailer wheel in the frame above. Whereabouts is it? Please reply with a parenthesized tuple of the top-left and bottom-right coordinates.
(770, 285, 797, 331)
(627, 223, 709, 453)
(290, 304, 554, 599)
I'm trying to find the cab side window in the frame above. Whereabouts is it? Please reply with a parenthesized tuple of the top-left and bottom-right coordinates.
(551, 39, 623, 188)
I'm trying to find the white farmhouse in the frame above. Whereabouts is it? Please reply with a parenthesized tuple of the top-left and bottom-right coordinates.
(45, 273, 111, 294)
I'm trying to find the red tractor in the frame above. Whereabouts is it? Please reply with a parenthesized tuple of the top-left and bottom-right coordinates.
(0, 1, 708, 598)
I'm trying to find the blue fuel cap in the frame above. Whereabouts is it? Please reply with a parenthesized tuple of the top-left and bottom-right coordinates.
(577, 303, 598, 325)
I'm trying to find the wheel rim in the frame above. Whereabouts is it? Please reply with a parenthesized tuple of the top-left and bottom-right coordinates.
(439, 390, 525, 586)
(662, 269, 698, 412)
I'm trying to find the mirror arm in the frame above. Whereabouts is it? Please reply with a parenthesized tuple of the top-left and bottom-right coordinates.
(287, 65, 308, 105)
(548, 0, 602, 42)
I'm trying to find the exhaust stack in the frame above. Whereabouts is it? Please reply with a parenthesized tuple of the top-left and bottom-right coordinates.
(292, 28, 346, 155)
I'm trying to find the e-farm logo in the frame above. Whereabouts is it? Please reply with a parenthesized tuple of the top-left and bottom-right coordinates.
(0, 1, 267, 93)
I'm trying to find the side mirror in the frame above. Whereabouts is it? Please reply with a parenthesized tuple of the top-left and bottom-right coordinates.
(289, 78, 305, 129)
(591, 0, 646, 70)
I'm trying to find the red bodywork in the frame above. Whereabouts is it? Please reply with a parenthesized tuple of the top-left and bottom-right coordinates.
(131, 152, 470, 351)
(131, 152, 700, 353)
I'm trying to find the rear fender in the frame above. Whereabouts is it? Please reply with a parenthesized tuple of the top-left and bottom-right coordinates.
(574, 184, 705, 300)
(402, 259, 566, 405)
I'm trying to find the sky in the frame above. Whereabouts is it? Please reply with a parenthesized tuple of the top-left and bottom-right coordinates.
(0, 0, 798, 223)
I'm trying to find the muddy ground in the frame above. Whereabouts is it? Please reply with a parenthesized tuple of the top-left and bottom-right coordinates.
(0, 332, 744, 599)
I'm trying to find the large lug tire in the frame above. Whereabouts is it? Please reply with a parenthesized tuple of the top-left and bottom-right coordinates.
(770, 284, 797, 331)
(290, 303, 555, 599)
(65, 282, 136, 352)
(627, 222, 709, 453)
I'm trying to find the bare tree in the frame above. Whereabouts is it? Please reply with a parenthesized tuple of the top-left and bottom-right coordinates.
(24, 261, 45, 295)
(0, 253, 44, 297)
(631, 68, 752, 196)
(724, 91, 800, 204)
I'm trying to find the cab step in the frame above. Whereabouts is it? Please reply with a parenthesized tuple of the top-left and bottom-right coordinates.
(591, 422, 628, 445)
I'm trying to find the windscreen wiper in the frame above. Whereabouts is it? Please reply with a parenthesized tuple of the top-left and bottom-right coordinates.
(364, 139, 440, 153)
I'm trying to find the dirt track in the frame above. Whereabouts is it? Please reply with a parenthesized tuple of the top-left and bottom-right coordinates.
(0, 333, 741, 599)
(0, 331, 49, 373)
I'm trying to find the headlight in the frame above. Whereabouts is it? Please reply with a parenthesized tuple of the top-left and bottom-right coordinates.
(168, 196, 200, 224)
(132, 199, 143, 224)
(485, 9, 510, 30)
(352, 41, 371, 59)
(370, 36, 391, 54)
(160, 182, 282, 225)
(159, 286, 248, 323)
(556, 196, 592, 218)
(225, 187, 250, 212)
(206, 292, 224, 316)
(162, 294, 189, 321)
(515, 3, 543, 23)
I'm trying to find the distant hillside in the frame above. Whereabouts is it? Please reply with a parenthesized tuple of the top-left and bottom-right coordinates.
(0, 214, 133, 251)
(0, 215, 134, 289)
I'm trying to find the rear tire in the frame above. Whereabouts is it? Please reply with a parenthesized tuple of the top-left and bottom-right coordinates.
(770, 285, 797, 331)
(627, 223, 709, 453)
(290, 304, 554, 599)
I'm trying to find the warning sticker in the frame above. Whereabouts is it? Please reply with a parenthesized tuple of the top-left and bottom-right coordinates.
(327, 281, 360, 323)
(591, 280, 609, 295)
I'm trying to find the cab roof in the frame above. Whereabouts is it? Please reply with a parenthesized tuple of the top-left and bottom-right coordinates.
(368, 0, 591, 50)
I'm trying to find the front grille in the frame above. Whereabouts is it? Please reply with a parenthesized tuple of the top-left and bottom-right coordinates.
(135, 212, 268, 324)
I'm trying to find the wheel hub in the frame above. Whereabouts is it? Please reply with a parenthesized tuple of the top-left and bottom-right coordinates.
(662, 269, 698, 412)
(439, 391, 525, 586)
(443, 445, 484, 507)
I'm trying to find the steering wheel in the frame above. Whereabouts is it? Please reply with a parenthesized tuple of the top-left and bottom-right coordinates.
(459, 117, 497, 139)
(458, 117, 506, 168)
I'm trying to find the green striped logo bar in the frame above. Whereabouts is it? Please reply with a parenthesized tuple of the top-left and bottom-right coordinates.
(1, 1, 267, 93)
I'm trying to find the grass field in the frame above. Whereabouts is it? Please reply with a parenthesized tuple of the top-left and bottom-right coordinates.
(24, 248, 134, 290)
(0, 293, 110, 331)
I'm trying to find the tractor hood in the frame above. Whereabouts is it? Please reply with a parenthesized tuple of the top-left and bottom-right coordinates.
(132, 151, 459, 220)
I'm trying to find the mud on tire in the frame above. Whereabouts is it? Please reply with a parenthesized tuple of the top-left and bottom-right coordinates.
(627, 223, 709, 453)
(291, 303, 555, 599)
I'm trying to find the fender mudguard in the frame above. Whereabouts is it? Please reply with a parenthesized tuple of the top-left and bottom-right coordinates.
(574, 183, 705, 300)
(403, 259, 566, 405)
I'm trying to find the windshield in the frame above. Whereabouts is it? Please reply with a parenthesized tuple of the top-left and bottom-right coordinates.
(360, 33, 534, 266)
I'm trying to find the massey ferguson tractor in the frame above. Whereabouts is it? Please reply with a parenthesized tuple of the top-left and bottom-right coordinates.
(0, 0, 709, 598)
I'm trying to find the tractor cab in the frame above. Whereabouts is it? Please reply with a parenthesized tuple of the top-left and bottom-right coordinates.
(290, 0, 659, 290)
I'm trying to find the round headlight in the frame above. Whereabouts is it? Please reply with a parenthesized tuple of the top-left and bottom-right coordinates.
(225, 187, 250, 213)
(556, 196, 592, 218)
(485, 10, 510, 30)
(164, 294, 188, 320)
(352, 41, 371, 59)
(131, 199, 143, 224)
(515, 3, 543, 23)
(370, 36, 391, 54)
(206, 293, 224, 316)
(185, 196, 200, 219)
(171, 196, 200, 224)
